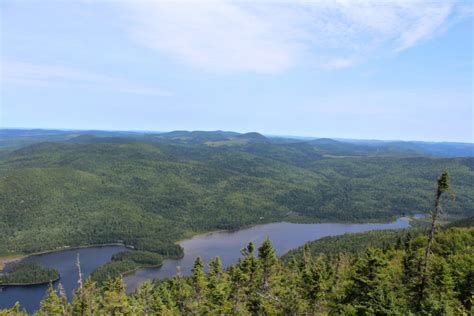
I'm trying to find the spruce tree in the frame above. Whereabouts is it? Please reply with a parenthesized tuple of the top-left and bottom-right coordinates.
(191, 256, 206, 302)
(342, 248, 397, 314)
(417, 170, 453, 309)
(101, 278, 130, 315)
(38, 285, 64, 315)
(258, 238, 277, 293)
(206, 257, 230, 313)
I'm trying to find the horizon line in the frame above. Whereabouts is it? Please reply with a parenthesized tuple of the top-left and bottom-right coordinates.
(1, 126, 473, 145)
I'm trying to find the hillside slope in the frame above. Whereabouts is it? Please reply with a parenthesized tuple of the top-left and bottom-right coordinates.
(0, 138, 473, 256)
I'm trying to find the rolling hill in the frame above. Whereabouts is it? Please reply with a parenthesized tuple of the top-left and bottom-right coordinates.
(0, 130, 473, 257)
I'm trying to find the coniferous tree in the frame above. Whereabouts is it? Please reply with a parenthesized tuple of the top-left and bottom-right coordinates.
(239, 241, 261, 313)
(72, 278, 100, 315)
(228, 265, 249, 315)
(421, 256, 463, 315)
(341, 248, 398, 314)
(300, 255, 328, 314)
(417, 170, 453, 309)
(101, 278, 130, 315)
(258, 238, 277, 294)
(38, 285, 64, 316)
(189, 257, 207, 314)
(206, 257, 229, 313)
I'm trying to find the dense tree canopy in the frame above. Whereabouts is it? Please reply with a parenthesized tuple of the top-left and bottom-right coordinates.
(0, 135, 472, 258)
(1, 225, 472, 315)
(0, 132, 473, 314)
(0, 263, 59, 285)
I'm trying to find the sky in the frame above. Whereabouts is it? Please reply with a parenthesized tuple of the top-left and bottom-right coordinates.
(0, 0, 473, 142)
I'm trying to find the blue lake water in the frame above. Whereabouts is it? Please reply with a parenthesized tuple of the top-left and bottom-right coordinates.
(0, 217, 411, 313)
(0, 246, 128, 313)
(123, 217, 411, 290)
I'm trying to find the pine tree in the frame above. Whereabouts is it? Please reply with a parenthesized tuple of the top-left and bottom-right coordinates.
(38, 285, 64, 315)
(205, 257, 231, 313)
(72, 278, 100, 315)
(258, 238, 277, 293)
(252, 238, 280, 314)
(101, 278, 131, 315)
(191, 257, 206, 299)
(151, 282, 176, 314)
(342, 248, 397, 315)
(0, 302, 26, 316)
(169, 271, 192, 313)
(417, 170, 453, 309)
(300, 255, 328, 313)
(129, 280, 154, 315)
(421, 256, 463, 315)
(403, 235, 423, 308)
(188, 256, 207, 313)
(228, 265, 249, 315)
(239, 241, 261, 313)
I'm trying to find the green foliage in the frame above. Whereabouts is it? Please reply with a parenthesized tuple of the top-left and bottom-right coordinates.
(89, 260, 137, 285)
(111, 251, 162, 266)
(438, 169, 451, 193)
(0, 263, 59, 285)
(90, 250, 162, 285)
(0, 132, 473, 297)
(38, 285, 68, 315)
(341, 248, 398, 314)
(448, 216, 474, 228)
(2, 225, 471, 315)
(283, 228, 419, 262)
(0, 137, 472, 259)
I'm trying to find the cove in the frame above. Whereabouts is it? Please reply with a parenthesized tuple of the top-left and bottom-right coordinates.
(123, 217, 411, 291)
(0, 245, 129, 313)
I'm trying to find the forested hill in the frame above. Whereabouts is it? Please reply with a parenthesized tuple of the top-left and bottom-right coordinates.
(1, 129, 473, 157)
(0, 130, 473, 257)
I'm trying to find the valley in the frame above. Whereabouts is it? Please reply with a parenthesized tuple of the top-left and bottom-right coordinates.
(0, 130, 472, 313)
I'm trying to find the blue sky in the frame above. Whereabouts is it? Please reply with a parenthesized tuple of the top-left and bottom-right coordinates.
(1, 0, 473, 142)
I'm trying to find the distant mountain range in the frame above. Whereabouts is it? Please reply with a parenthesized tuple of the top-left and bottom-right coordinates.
(1, 129, 472, 157)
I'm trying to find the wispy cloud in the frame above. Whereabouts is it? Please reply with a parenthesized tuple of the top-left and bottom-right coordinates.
(1, 61, 173, 96)
(119, 0, 468, 73)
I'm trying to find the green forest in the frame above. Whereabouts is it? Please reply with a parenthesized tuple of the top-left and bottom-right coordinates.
(0, 137, 472, 314)
(1, 221, 472, 315)
(0, 131, 473, 259)
(0, 263, 59, 285)
(90, 251, 163, 285)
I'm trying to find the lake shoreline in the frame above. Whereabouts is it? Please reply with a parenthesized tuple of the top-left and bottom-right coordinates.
(123, 216, 417, 292)
(0, 256, 24, 272)
(0, 275, 61, 287)
(1, 214, 424, 273)
(1, 216, 417, 312)
(1, 213, 424, 272)
(176, 214, 421, 245)
(0, 243, 135, 273)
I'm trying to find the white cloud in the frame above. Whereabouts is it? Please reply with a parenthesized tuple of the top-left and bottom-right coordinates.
(121, 0, 302, 73)
(118, 0, 466, 73)
(1, 61, 173, 96)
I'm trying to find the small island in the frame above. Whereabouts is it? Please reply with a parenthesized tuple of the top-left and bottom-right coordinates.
(90, 250, 164, 284)
(0, 262, 59, 286)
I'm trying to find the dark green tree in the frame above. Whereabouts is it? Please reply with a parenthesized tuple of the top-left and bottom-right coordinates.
(417, 170, 453, 308)
(342, 248, 398, 314)
(38, 285, 66, 315)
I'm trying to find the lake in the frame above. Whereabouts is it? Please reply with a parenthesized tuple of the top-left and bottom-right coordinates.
(124, 217, 410, 290)
(0, 217, 410, 312)
(0, 246, 129, 313)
